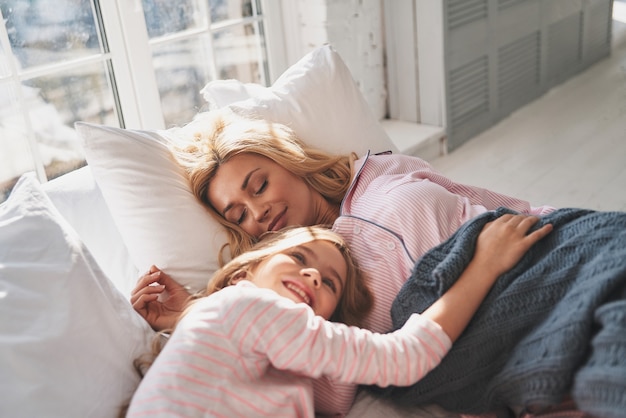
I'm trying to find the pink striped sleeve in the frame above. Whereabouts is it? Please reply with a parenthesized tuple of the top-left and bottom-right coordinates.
(378, 154, 555, 215)
(232, 285, 452, 386)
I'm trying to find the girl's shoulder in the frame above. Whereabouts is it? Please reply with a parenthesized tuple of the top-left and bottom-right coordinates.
(215, 281, 289, 306)
(193, 282, 287, 322)
(217, 280, 267, 299)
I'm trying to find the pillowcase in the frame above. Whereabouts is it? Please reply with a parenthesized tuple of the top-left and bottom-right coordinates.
(41, 165, 138, 297)
(202, 44, 397, 156)
(75, 122, 227, 293)
(77, 44, 396, 294)
(0, 173, 154, 418)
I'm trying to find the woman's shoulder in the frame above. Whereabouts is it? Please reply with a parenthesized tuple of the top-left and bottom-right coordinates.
(357, 152, 432, 179)
(342, 152, 437, 211)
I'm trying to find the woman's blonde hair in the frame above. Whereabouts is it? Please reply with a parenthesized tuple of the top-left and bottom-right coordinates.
(170, 108, 357, 263)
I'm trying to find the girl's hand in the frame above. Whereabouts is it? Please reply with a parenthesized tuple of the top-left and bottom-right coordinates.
(472, 214, 553, 278)
(423, 214, 552, 343)
(130, 265, 192, 331)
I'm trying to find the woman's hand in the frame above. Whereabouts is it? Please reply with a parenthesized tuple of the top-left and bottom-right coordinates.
(472, 214, 553, 278)
(130, 265, 192, 331)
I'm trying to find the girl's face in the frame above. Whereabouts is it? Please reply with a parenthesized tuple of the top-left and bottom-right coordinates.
(207, 153, 326, 239)
(241, 240, 346, 319)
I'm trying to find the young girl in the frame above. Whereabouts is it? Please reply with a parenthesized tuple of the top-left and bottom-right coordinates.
(127, 216, 551, 417)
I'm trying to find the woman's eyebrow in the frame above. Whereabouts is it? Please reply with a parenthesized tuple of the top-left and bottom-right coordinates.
(241, 168, 260, 190)
(222, 168, 261, 216)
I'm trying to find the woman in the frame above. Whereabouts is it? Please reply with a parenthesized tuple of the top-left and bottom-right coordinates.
(131, 108, 555, 414)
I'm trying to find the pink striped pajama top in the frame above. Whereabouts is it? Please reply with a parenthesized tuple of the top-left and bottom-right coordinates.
(126, 280, 451, 418)
(313, 152, 555, 415)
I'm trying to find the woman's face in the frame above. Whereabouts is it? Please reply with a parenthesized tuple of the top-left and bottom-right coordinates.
(208, 153, 324, 239)
(242, 240, 346, 319)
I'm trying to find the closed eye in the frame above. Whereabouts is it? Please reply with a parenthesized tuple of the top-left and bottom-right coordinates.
(255, 180, 268, 195)
(236, 208, 247, 225)
(235, 179, 265, 224)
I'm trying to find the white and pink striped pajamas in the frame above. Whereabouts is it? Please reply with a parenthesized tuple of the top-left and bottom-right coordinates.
(127, 280, 451, 417)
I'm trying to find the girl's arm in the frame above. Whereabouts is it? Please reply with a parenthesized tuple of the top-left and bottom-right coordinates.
(231, 284, 451, 388)
(233, 214, 552, 387)
(421, 214, 552, 342)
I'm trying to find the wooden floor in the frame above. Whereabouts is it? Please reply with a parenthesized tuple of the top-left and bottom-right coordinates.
(429, 7, 626, 212)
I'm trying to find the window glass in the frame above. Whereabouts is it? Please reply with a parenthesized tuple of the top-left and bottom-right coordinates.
(0, 0, 107, 202)
(25, 62, 118, 127)
(2, 0, 102, 70)
(0, 82, 37, 201)
(211, 0, 257, 23)
(152, 37, 214, 127)
(146, 1, 268, 127)
(142, 0, 206, 38)
(23, 61, 117, 181)
(213, 22, 266, 82)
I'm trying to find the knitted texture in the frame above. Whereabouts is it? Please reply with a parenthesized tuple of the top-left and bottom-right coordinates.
(379, 207, 626, 417)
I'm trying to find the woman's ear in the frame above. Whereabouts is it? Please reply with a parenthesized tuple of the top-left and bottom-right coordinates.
(229, 270, 247, 285)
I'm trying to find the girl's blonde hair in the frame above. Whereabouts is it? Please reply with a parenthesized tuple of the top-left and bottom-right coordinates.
(128, 225, 374, 403)
(204, 225, 373, 327)
(170, 108, 357, 263)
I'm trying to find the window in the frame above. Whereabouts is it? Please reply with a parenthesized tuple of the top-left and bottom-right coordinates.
(0, 0, 284, 203)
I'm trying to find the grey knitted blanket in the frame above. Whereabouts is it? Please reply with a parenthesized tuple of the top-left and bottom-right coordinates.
(380, 207, 626, 417)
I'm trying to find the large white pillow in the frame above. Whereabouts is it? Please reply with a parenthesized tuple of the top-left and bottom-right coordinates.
(77, 44, 395, 293)
(0, 173, 154, 418)
(202, 44, 397, 156)
(75, 122, 227, 292)
(42, 166, 138, 296)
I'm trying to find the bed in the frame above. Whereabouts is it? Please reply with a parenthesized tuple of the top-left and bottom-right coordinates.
(0, 45, 465, 418)
(5, 43, 618, 418)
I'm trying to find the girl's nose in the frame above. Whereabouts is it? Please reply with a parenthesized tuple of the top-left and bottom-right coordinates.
(302, 268, 321, 288)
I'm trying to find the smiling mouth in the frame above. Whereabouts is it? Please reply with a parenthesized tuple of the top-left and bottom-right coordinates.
(285, 282, 311, 306)
(268, 208, 287, 232)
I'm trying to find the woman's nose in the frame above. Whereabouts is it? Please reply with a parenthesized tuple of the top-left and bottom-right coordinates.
(249, 203, 270, 223)
(302, 268, 321, 288)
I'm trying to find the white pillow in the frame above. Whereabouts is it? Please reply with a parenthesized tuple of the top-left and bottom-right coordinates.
(42, 166, 138, 297)
(202, 44, 397, 156)
(77, 44, 395, 293)
(75, 122, 227, 293)
(0, 173, 154, 418)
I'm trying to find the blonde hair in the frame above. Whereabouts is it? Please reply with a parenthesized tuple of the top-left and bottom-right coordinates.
(170, 108, 357, 263)
(129, 225, 374, 398)
(204, 225, 373, 327)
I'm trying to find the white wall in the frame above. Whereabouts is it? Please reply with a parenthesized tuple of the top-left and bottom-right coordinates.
(279, 0, 387, 119)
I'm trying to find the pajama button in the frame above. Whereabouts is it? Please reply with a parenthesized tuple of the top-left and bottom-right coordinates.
(387, 242, 395, 250)
(353, 226, 361, 234)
